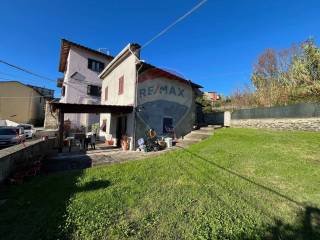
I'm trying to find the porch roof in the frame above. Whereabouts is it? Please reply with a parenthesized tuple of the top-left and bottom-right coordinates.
(50, 102, 133, 114)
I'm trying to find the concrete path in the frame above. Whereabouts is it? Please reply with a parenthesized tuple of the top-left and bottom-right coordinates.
(44, 125, 220, 173)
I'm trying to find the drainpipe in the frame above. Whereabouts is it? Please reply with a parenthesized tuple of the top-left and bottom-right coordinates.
(129, 45, 143, 150)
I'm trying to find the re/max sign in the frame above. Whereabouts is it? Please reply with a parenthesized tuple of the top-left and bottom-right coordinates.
(139, 85, 185, 98)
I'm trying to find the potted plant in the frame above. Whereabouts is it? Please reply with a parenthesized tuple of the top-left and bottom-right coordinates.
(121, 135, 129, 150)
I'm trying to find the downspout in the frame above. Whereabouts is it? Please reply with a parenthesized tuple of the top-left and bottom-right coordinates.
(129, 45, 143, 150)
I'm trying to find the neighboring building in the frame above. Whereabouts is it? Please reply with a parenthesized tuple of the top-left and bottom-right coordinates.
(204, 91, 220, 102)
(57, 39, 113, 128)
(0, 81, 54, 126)
(99, 43, 202, 147)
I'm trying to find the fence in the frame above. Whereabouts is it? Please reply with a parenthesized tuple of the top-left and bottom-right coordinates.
(231, 103, 320, 119)
(231, 103, 320, 132)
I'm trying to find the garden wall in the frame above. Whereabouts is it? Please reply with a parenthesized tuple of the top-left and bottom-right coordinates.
(0, 138, 56, 183)
(231, 103, 320, 132)
(204, 111, 231, 127)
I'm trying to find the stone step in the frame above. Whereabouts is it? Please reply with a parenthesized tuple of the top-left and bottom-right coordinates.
(192, 129, 214, 135)
(176, 138, 202, 148)
(199, 127, 215, 130)
(183, 133, 209, 141)
(178, 139, 200, 144)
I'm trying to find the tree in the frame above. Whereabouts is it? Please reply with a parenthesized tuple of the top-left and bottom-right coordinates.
(251, 48, 278, 90)
(196, 95, 213, 113)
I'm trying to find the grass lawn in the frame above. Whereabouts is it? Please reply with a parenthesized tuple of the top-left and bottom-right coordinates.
(0, 128, 319, 240)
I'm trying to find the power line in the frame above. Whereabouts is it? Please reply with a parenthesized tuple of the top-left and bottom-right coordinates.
(141, 0, 208, 49)
(0, 59, 90, 96)
(1, 0, 208, 99)
(0, 71, 40, 82)
(0, 60, 56, 82)
(0, 95, 53, 99)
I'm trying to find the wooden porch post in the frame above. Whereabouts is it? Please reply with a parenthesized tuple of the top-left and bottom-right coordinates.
(58, 110, 64, 153)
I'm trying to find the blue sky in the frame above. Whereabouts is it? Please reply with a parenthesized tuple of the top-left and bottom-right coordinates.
(1, 0, 320, 97)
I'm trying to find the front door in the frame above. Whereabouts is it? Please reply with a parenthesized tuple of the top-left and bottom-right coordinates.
(116, 116, 127, 147)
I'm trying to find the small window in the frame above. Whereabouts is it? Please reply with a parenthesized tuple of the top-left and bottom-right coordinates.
(87, 85, 101, 97)
(104, 86, 108, 101)
(118, 76, 124, 95)
(88, 59, 105, 72)
(62, 86, 66, 97)
(163, 117, 174, 134)
(101, 119, 107, 132)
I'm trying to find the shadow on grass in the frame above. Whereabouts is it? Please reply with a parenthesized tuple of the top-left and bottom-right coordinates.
(0, 155, 111, 240)
(265, 206, 320, 240)
(179, 146, 320, 239)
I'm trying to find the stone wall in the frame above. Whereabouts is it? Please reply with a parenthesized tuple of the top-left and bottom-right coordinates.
(0, 138, 56, 183)
(44, 101, 58, 129)
(231, 118, 320, 132)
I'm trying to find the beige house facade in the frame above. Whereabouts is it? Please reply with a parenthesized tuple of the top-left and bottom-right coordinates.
(0, 81, 54, 126)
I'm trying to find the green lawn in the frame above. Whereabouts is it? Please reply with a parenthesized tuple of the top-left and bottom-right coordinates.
(1, 128, 319, 240)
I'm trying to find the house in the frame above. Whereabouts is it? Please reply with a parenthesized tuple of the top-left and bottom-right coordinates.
(99, 43, 202, 148)
(57, 39, 113, 129)
(204, 91, 220, 102)
(0, 81, 54, 126)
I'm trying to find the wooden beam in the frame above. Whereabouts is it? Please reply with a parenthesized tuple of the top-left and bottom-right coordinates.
(50, 102, 133, 114)
(58, 110, 64, 153)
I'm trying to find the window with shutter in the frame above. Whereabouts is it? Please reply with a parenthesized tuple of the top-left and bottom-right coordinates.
(105, 86, 108, 101)
(118, 76, 124, 95)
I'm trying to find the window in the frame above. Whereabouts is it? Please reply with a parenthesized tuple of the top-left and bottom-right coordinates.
(61, 86, 66, 97)
(87, 85, 101, 97)
(163, 117, 174, 134)
(101, 119, 107, 132)
(0, 128, 17, 135)
(104, 86, 108, 101)
(118, 76, 124, 95)
(88, 59, 105, 72)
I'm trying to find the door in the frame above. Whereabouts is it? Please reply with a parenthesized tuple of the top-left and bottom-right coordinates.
(163, 117, 173, 134)
(116, 116, 127, 147)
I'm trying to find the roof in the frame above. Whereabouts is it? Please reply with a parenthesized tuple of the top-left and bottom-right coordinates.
(0, 81, 54, 98)
(99, 43, 141, 79)
(98, 42, 202, 88)
(50, 102, 133, 114)
(58, 39, 114, 73)
(138, 62, 203, 89)
(27, 85, 54, 97)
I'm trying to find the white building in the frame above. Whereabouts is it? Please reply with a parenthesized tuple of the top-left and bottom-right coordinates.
(57, 39, 113, 128)
(99, 43, 202, 148)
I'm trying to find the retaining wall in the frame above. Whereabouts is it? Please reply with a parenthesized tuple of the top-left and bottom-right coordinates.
(231, 118, 320, 132)
(0, 138, 56, 183)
